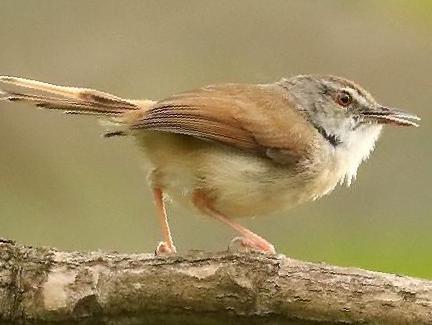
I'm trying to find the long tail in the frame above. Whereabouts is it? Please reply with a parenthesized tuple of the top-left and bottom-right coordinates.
(0, 76, 154, 117)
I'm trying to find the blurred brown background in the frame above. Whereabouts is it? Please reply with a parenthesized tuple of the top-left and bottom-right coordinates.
(0, 1, 431, 278)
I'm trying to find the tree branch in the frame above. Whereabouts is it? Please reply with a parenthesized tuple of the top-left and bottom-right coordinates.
(0, 238, 431, 324)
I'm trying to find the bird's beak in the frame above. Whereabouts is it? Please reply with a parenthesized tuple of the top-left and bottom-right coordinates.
(360, 106, 420, 127)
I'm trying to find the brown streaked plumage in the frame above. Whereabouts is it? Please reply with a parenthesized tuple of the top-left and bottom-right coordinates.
(132, 83, 315, 160)
(0, 75, 420, 255)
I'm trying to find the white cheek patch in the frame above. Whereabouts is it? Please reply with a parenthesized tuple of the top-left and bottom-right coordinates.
(310, 85, 383, 186)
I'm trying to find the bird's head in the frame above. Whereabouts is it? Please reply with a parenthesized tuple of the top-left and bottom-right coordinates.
(279, 75, 420, 184)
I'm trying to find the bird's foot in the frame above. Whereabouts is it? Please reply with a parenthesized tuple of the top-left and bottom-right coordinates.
(228, 236, 276, 254)
(155, 241, 177, 256)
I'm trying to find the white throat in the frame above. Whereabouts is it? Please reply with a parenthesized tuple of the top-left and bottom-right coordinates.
(334, 123, 383, 186)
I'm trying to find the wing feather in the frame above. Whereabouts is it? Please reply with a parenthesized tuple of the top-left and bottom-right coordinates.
(130, 83, 315, 162)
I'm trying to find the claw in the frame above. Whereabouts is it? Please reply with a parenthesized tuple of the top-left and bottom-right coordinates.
(228, 236, 276, 254)
(155, 241, 177, 256)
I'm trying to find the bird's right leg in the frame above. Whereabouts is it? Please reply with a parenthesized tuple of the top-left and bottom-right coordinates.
(192, 191, 276, 254)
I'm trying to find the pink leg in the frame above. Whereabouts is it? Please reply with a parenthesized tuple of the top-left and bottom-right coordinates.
(153, 188, 176, 255)
(193, 192, 276, 254)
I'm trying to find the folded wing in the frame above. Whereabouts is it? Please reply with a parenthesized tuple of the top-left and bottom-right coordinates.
(130, 83, 315, 163)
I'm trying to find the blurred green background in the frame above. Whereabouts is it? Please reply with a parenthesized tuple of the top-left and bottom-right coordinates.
(0, 1, 431, 278)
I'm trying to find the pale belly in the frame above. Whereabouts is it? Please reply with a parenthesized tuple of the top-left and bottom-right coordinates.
(135, 132, 343, 218)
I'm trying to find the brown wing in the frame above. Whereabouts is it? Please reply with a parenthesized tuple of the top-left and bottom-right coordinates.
(130, 83, 315, 162)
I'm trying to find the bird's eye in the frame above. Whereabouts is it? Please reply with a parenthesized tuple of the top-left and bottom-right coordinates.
(335, 91, 353, 107)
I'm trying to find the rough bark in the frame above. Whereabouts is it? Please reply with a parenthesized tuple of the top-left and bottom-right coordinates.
(0, 238, 431, 325)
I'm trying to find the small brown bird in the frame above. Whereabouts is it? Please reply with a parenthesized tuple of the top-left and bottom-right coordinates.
(0, 75, 420, 255)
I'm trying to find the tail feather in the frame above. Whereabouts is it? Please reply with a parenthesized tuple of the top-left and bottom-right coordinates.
(0, 76, 151, 116)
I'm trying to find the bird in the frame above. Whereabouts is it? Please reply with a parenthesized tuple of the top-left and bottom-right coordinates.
(0, 75, 420, 255)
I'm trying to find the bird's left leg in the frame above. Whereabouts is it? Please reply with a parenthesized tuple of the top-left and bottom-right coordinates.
(152, 188, 176, 255)
(148, 169, 176, 255)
